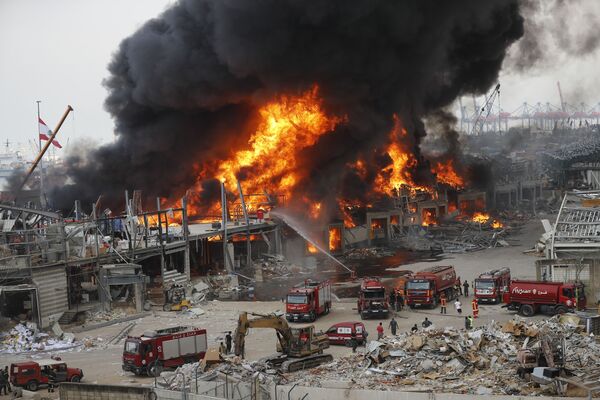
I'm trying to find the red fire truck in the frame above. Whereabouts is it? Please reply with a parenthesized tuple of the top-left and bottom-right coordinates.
(286, 279, 332, 322)
(502, 280, 587, 317)
(357, 277, 389, 319)
(122, 326, 207, 376)
(406, 265, 457, 308)
(474, 267, 511, 304)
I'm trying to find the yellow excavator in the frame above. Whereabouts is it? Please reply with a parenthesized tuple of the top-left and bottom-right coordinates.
(233, 312, 332, 372)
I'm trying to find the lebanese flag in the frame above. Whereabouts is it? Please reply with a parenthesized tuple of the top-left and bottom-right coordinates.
(38, 118, 62, 149)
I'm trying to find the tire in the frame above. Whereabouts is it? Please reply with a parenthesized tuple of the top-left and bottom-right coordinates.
(519, 304, 535, 317)
(163, 303, 171, 311)
(310, 312, 316, 322)
(70, 375, 81, 383)
(360, 312, 366, 320)
(431, 297, 438, 309)
(555, 305, 568, 315)
(180, 306, 189, 312)
(27, 380, 39, 391)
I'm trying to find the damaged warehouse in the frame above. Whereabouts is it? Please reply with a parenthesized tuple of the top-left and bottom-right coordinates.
(3, 0, 600, 399)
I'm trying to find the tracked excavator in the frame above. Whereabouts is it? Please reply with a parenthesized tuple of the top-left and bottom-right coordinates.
(233, 312, 333, 372)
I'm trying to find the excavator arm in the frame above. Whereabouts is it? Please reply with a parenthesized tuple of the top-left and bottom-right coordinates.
(233, 312, 293, 358)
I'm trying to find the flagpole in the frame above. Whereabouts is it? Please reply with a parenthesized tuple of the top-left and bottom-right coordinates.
(36, 100, 45, 208)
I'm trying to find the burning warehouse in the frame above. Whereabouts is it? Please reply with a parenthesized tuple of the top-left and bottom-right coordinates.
(6, 0, 600, 398)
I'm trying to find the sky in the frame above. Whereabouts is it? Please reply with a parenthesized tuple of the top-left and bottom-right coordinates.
(0, 0, 599, 158)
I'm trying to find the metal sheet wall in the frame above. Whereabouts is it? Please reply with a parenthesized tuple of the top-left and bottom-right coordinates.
(31, 266, 68, 327)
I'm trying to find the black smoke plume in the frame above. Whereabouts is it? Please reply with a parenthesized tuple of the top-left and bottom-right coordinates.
(52, 0, 524, 213)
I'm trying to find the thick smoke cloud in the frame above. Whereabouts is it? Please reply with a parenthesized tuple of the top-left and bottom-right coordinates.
(53, 0, 524, 213)
(507, 0, 600, 72)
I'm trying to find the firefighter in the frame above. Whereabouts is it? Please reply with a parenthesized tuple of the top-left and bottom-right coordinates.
(471, 298, 479, 319)
(440, 292, 447, 314)
(457, 277, 463, 296)
(463, 280, 470, 297)
(390, 290, 397, 312)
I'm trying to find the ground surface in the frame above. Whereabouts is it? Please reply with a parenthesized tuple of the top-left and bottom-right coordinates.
(0, 217, 546, 396)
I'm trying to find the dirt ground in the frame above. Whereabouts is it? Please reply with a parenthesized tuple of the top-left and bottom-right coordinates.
(1, 217, 546, 394)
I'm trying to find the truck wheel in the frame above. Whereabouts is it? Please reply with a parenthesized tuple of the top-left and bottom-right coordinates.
(431, 297, 438, 309)
(519, 304, 535, 317)
(554, 305, 568, 315)
(163, 303, 172, 311)
(360, 312, 366, 320)
(310, 312, 316, 322)
(27, 380, 39, 391)
(70, 375, 81, 382)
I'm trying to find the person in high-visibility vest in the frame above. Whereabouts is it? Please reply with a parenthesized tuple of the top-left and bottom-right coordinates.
(471, 298, 479, 319)
(440, 293, 447, 314)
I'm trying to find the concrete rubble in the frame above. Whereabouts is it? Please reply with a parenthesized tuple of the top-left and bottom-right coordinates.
(0, 322, 79, 354)
(343, 247, 395, 260)
(284, 316, 600, 396)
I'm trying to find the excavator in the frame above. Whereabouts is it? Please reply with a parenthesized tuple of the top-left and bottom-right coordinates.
(233, 312, 333, 373)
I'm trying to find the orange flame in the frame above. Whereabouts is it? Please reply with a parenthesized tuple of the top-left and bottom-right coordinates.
(328, 226, 342, 252)
(307, 242, 318, 254)
(431, 160, 464, 189)
(190, 86, 342, 217)
(421, 209, 437, 226)
(472, 212, 490, 224)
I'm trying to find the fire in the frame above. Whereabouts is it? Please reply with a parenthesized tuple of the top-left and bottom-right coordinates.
(338, 199, 359, 228)
(471, 212, 503, 228)
(328, 226, 342, 252)
(375, 116, 421, 194)
(215, 86, 341, 201)
(431, 160, 464, 189)
(309, 202, 322, 219)
(307, 242, 318, 254)
(183, 87, 471, 229)
(421, 209, 437, 226)
(472, 212, 490, 224)
(189, 86, 342, 218)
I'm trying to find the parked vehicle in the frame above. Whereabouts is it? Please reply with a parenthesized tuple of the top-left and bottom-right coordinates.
(325, 322, 367, 346)
(406, 265, 457, 308)
(357, 277, 389, 319)
(10, 360, 83, 391)
(502, 280, 586, 316)
(286, 279, 332, 322)
(474, 268, 511, 304)
(122, 326, 207, 376)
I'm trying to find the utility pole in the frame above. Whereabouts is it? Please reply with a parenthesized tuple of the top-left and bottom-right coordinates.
(36, 101, 45, 208)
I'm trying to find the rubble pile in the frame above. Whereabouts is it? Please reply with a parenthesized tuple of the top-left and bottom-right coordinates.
(343, 247, 395, 260)
(398, 220, 522, 253)
(287, 317, 599, 396)
(85, 309, 129, 323)
(161, 357, 276, 391)
(0, 323, 78, 354)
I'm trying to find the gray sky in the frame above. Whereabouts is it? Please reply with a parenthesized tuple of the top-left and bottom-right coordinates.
(0, 0, 173, 156)
(1, 0, 599, 158)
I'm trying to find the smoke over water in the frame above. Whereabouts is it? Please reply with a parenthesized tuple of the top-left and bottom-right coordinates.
(53, 0, 524, 218)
